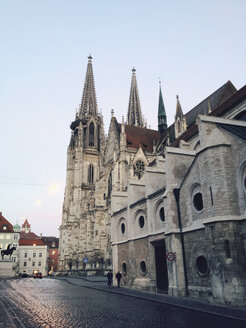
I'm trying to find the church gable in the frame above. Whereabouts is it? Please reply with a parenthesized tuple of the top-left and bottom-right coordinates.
(133, 147, 148, 165)
(132, 147, 148, 180)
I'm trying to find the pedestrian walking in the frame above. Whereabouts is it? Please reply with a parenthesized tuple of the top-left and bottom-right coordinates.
(106, 271, 113, 288)
(115, 271, 122, 288)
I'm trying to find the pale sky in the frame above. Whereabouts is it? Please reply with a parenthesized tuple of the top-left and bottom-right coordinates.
(0, 0, 245, 237)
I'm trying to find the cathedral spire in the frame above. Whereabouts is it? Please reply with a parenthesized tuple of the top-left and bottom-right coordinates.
(175, 95, 183, 119)
(127, 68, 144, 127)
(174, 95, 187, 138)
(158, 82, 167, 133)
(79, 55, 98, 118)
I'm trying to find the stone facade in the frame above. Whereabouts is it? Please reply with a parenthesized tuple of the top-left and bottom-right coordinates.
(59, 56, 246, 305)
(59, 56, 109, 272)
(111, 90, 246, 305)
(59, 57, 160, 273)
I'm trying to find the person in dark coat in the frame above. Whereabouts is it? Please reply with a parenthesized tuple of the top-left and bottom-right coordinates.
(115, 271, 122, 288)
(106, 271, 113, 288)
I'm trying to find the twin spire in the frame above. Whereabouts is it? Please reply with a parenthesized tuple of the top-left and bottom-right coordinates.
(127, 68, 144, 127)
(79, 55, 98, 118)
(78, 56, 168, 132)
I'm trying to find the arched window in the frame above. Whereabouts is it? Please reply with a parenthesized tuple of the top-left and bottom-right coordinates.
(108, 172, 112, 198)
(89, 122, 94, 146)
(120, 222, 125, 234)
(193, 192, 203, 211)
(140, 261, 147, 275)
(196, 256, 209, 277)
(224, 240, 231, 259)
(159, 207, 165, 222)
(191, 184, 204, 213)
(88, 164, 94, 184)
(138, 215, 145, 229)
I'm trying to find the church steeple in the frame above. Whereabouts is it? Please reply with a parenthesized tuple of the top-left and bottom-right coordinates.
(174, 95, 187, 138)
(127, 68, 144, 127)
(175, 95, 183, 119)
(158, 82, 167, 133)
(79, 55, 98, 118)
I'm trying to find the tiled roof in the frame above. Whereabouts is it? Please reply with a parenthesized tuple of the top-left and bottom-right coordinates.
(19, 239, 44, 246)
(117, 123, 160, 152)
(22, 219, 31, 228)
(185, 81, 237, 128)
(209, 85, 246, 118)
(20, 231, 44, 246)
(0, 212, 14, 233)
(170, 84, 246, 147)
(166, 81, 237, 145)
(171, 125, 199, 147)
(41, 236, 59, 248)
(20, 231, 40, 239)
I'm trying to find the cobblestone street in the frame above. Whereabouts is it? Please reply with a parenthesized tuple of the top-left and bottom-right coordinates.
(0, 277, 245, 328)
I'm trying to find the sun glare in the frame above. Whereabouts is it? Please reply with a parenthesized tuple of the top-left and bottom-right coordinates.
(35, 200, 42, 206)
(49, 184, 59, 195)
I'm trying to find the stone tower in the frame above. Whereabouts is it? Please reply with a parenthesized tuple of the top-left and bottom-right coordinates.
(58, 56, 107, 272)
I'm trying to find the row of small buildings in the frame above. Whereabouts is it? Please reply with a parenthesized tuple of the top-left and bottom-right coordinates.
(0, 212, 59, 277)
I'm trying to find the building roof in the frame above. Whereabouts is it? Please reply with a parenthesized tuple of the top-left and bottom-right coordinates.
(19, 239, 44, 246)
(20, 231, 44, 246)
(185, 81, 237, 128)
(208, 84, 246, 118)
(0, 212, 14, 233)
(41, 236, 59, 248)
(157, 81, 238, 149)
(117, 122, 160, 152)
(13, 223, 20, 229)
(171, 84, 246, 147)
(22, 219, 31, 228)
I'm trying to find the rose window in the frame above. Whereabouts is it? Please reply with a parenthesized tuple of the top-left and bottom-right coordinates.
(134, 160, 145, 179)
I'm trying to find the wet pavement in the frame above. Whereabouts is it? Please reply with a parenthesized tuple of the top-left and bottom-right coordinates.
(0, 276, 245, 328)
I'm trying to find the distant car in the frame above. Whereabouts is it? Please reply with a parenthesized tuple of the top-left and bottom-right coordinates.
(33, 272, 43, 279)
(19, 273, 29, 278)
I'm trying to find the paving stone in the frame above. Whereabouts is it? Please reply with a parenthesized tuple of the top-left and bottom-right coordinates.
(0, 277, 245, 328)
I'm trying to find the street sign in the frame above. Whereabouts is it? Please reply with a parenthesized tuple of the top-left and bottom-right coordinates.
(166, 252, 175, 262)
(83, 257, 88, 263)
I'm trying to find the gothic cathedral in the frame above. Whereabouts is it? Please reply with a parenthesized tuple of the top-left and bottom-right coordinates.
(58, 56, 109, 271)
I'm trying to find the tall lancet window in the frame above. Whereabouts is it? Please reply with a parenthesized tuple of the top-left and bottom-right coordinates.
(97, 125, 100, 151)
(89, 122, 94, 146)
(108, 172, 112, 198)
(88, 164, 94, 184)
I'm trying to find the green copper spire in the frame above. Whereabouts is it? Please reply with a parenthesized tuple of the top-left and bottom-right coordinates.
(158, 82, 167, 133)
